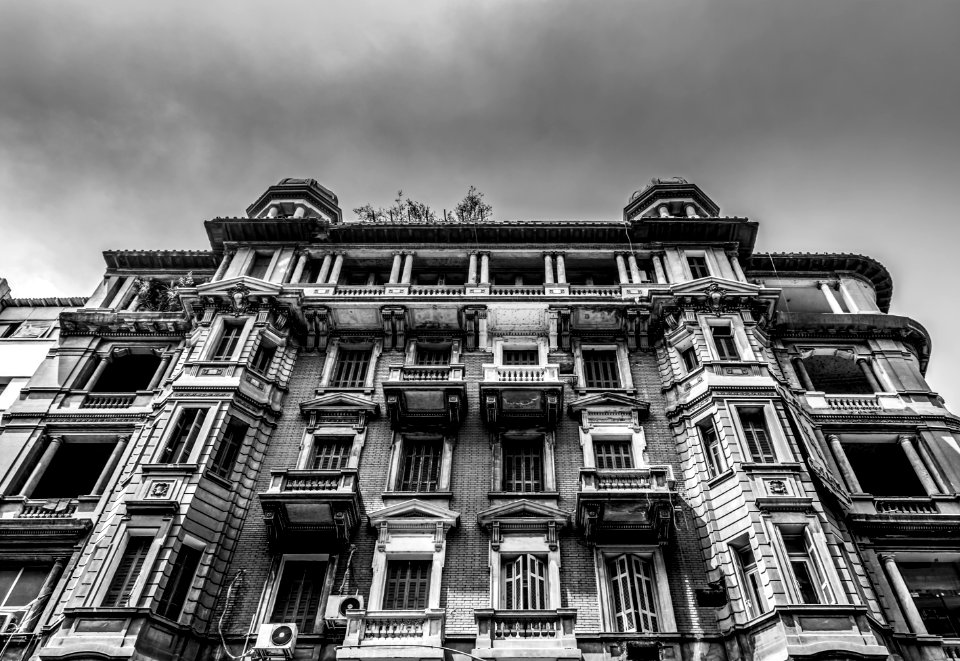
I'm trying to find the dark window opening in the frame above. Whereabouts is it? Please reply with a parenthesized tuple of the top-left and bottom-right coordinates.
(680, 346, 699, 372)
(31, 441, 114, 499)
(412, 269, 466, 286)
(737, 408, 776, 463)
(502, 349, 539, 366)
(312, 437, 353, 470)
(384, 560, 430, 611)
(503, 441, 543, 492)
(843, 442, 927, 496)
(711, 325, 739, 361)
(91, 353, 162, 392)
(157, 545, 203, 621)
(212, 323, 244, 361)
(802, 355, 874, 394)
(781, 532, 820, 604)
(697, 420, 725, 476)
(397, 438, 443, 492)
(595, 440, 633, 469)
(583, 349, 620, 389)
(159, 408, 208, 464)
(687, 256, 710, 279)
(492, 267, 544, 286)
(103, 536, 153, 607)
(271, 561, 327, 633)
(208, 420, 248, 479)
(331, 348, 371, 388)
(250, 343, 277, 375)
(247, 253, 274, 280)
(415, 345, 451, 365)
(900, 561, 960, 638)
(0, 564, 50, 628)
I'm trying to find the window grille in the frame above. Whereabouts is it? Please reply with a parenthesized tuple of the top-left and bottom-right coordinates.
(312, 437, 352, 470)
(331, 348, 371, 388)
(503, 442, 543, 492)
(502, 349, 539, 366)
(608, 554, 659, 632)
(383, 560, 431, 610)
(397, 438, 442, 492)
(583, 349, 620, 389)
(594, 440, 633, 469)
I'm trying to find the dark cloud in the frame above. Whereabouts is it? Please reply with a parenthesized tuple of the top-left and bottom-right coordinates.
(1, 0, 958, 403)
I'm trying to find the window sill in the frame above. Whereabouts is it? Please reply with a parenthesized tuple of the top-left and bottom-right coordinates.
(203, 471, 233, 489)
(740, 462, 803, 474)
(488, 491, 559, 499)
(382, 491, 452, 500)
(315, 386, 375, 395)
(141, 463, 200, 475)
(706, 469, 736, 490)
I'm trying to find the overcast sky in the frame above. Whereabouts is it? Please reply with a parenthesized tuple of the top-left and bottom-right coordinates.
(1, 0, 958, 404)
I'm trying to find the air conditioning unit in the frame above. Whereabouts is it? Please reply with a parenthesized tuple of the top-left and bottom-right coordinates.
(324, 595, 364, 624)
(253, 623, 298, 658)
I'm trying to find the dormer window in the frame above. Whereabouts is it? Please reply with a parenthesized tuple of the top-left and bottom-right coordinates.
(686, 254, 710, 279)
(247, 252, 275, 280)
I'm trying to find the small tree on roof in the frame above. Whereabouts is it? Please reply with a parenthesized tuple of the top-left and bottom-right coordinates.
(453, 186, 492, 223)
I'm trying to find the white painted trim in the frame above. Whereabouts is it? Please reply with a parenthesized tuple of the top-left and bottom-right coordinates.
(593, 546, 676, 633)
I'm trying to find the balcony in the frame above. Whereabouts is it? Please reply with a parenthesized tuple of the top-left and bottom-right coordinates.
(846, 493, 960, 535)
(576, 466, 676, 544)
(59, 390, 154, 411)
(0, 497, 96, 550)
(472, 609, 579, 660)
(382, 364, 467, 428)
(340, 609, 444, 660)
(479, 365, 564, 428)
(258, 468, 361, 551)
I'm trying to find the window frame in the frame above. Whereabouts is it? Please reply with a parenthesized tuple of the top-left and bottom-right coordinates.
(594, 546, 676, 633)
(578, 425, 647, 474)
(298, 427, 366, 472)
(685, 253, 711, 280)
(244, 249, 280, 281)
(702, 316, 756, 363)
(207, 418, 249, 480)
(204, 317, 252, 362)
(489, 534, 562, 611)
(156, 537, 206, 623)
(730, 538, 768, 619)
(384, 432, 455, 495)
(493, 431, 556, 495)
(768, 520, 843, 607)
(572, 340, 634, 392)
(694, 413, 727, 477)
(319, 338, 383, 392)
(382, 559, 432, 611)
(249, 339, 278, 377)
(155, 405, 216, 465)
(263, 554, 333, 634)
(93, 523, 167, 609)
(500, 553, 548, 610)
(730, 403, 792, 464)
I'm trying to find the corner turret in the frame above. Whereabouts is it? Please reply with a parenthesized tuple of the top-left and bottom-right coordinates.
(245, 177, 342, 223)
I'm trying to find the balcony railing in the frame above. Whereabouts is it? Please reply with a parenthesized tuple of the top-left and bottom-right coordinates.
(79, 392, 138, 409)
(267, 468, 357, 494)
(569, 285, 621, 298)
(343, 609, 444, 648)
(823, 394, 881, 411)
(490, 285, 544, 296)
(409, 284, 465, 296)
(474, 609, 578, 651)
(17, 501, 78, 518)
(580, 466, 675, 492)
(874, 497, 939, 514)
(803, 392, 907, 413)
(332, 285, 386, 296)
(386, 364, 465, 382)
(482, 365, 560, 383)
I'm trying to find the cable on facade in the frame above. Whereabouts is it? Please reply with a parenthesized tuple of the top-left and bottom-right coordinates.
(336, 544, 357, 595)
(217, 569, 252, 660)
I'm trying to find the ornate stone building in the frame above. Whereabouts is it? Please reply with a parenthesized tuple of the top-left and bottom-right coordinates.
(1, 177, 958, 661)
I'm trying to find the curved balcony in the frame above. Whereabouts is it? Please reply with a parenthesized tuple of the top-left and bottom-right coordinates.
(479, 365, 564, 429)
(382, 364, 467, 429)
(258, 468, 360, 551)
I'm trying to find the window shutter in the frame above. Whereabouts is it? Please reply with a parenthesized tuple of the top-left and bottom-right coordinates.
(398, 439, 442, 492)
(610, 555, 635, 632)
(594, 441, 633, 469)
(157, 545, 203, 620)
(740, 411, 775, 463)
(384, 561, 430, 610)
(313, 438, 352, 470)
(271, 561, 325, 633)
(632, 555, 659, 632)
(103, 536, 152, 607)
(528, 555, 546, 610)
(804, 527, 837, 604)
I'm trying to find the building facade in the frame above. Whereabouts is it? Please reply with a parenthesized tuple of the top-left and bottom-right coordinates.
(1, 177, 958, 661)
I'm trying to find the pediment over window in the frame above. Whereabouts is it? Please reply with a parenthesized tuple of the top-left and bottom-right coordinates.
(300, 392, 380, 428)
(369, 499, 460, 529)
(568, 393, 650, 427)
(478, 499, 570, 529)
(197, 276, 284, 297)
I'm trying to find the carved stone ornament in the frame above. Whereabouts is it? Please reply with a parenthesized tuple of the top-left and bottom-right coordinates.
(149, 481, 173, 499)
(228, 283, 252, 314)
(705, 284, 726, 310)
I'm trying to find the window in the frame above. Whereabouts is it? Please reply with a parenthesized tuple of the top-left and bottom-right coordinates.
(250, 342, 277, 375)
(503, 441, 543, 492)
(680, 346, 699, 372)
(271, 560, 326, 633)
(397, 438, 442, 492)
(102, 536, 153, 607)
(212, 322, 244, 361)
(159, 408, 208, 464)
(503, 554, 546, 610)
(157, 544, 203, 621)
(29, 439, 115, 499)
(312, 437, 352, 470)
(732, 542, 767, 618)
(90, 352, 162, 392)
(710, 323, 740, 361)
(0, 565, 48, 629)
(736, 408, 777, 463)
(780, 527, 834, 605)
(608, 554, 659, 632)
(415, 345, 451, 366)
(331, 348, 371, 388)
(842, 441, 927, 496)
(697, 418, 726, 477)
(208, 420, 247, 479)
(582, 349, 620, 389)
(247, 252, 274, 280)
(502, 348, 539, 366)
(899, 560, 960, 637)
(384, 560, 430, 610)
(687, 255, 710, 279)
(594, 439, 633, 469)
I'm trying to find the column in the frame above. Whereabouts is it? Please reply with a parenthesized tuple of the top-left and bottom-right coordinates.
(266, 205, 279, 218)
(899, 435, 940, 496)
(880, 554, 928, 634)
(290, 253, 308, 284)
(479, 253, 490, 284)
(838, 281, 861, 313)
(627, 254, 643, 283)
(827, 434, 863, 493)
(652, 253, 668, 284)
(162, 348, 183, 384)
(212, 251, 233, 281)
(818, 282, 845, 314)
(20, 436, 64, 497)
(728, 252, 746, 281)
(915, 437, 950, 494)
(293, 206, 306, 218)
(400, 252, 414, 284)
(467, 253, 478, 285)
(18, 558, 65, 633)
(147, 353, 173, 390)
(91, 435, 130, 496)
(555, 253, 567, 284)
(315, 254, 332, 284)
(856, 358, 883, 393)
(84, 355, 110, 390)
(543, 254, 555, 285)
(792, 357, 815, 391)
(615, 254, 630, 284)
(327, 253, 345, 285)
(388, 253, 403, 284)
